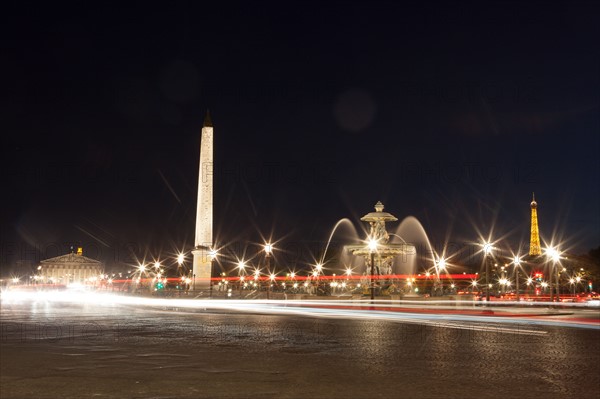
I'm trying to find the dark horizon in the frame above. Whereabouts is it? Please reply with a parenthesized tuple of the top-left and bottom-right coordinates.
(1, 2, 599, 275)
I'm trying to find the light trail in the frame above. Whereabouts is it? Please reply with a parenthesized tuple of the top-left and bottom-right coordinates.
(1, 290, 598, 331)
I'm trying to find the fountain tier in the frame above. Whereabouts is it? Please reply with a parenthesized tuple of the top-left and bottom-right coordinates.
(345, 201, 416, 276)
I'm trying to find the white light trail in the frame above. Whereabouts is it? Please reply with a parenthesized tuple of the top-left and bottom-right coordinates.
(1, 289, 598, 331)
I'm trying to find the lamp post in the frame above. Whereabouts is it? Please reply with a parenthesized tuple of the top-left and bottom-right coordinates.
(137, 263, 146, 292)
(269, 273, 276, 296)
(368, 237, 378, 301)
(177, 253, 185, 271)
(237, 260, 246, 296)
(437, 257, 446, 296)
(345, 267, 352, 291)
(554, 252, 560, 302)
(513, 256, 521, 302)
(546, 247, 560, 302)
(176, 253, 185, 295)
(569, 278, 575, 297)
(483, 242, 493, 304)
(546, 248, 553, 301)
(264, 243, 273, 299)
(315, 263, 323, 296)
(209, 248, 217, 298)
(253, 268, 261, 290)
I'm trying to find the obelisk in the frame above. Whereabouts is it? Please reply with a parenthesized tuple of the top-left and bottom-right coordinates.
(192, 111, 213, 290)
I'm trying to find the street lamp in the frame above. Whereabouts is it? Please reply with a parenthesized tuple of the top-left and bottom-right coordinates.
(483, 242, 493, 304)
(311, 270, 318, 295)
(264, 243, 273, 299)
(545, 247, 560, 302)
(237, 260, 247, 295)
(513, 255, 521, 302)
(237, 260, 246, 274)
(314, 263, 324, 297)
(368, 237, 378, 301)
(437, 257, 446, 295)
(345, 267, 352, 289)
(209, 248, 218, 298)
(569, 277, 576, 297)
(315, 263, 323, 274)
(269, 273, 276, 296)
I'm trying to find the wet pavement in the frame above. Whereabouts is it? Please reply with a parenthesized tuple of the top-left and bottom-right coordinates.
(1, 299, 599, 399)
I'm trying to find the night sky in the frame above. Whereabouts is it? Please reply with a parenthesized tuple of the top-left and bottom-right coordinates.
(2, 2, 598, 274)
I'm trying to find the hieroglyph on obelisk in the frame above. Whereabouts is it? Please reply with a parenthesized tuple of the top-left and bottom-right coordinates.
(192, 111, 213, 290)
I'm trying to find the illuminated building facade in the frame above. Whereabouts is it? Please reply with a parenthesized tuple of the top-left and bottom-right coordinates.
(39, 248, 103, 284)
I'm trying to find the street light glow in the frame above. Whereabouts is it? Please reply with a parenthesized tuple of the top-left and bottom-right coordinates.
(177, 253, 185, 265)
(545, 247, 560, 262)
(438, 258, 446, 269)
(483, 242, 493, 255)
(264, 243, 273, 254)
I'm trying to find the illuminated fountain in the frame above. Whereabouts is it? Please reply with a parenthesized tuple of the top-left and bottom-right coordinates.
(345, 201, 416, 279)
(313, 201, 438, 297)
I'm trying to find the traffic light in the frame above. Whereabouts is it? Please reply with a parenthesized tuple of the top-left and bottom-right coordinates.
(156, 282, 164, 290)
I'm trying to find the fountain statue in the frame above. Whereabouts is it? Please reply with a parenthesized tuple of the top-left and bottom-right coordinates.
(346, 201, 416, 278)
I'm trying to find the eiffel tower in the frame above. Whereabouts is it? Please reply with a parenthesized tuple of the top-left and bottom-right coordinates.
(529, 193, 542, 256)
